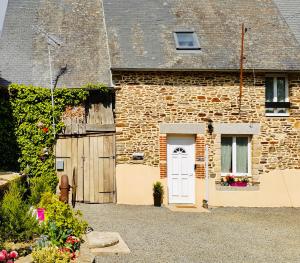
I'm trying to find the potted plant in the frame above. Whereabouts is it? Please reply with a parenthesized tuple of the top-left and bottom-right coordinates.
(225, 175, 235, 186)
(153, 182, 164, 207)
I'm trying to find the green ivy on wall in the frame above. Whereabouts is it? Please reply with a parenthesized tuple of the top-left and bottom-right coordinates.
(0, 83, 108, 193)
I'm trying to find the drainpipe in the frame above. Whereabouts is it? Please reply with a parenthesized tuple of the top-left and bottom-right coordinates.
(205, 145, 209, 204)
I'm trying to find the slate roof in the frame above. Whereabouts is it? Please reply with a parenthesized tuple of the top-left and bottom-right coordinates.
(103, 0, 300, 71)
(1, 0, 300, 88)
(0, 0, 111, 87)
(273, 0, 300, 44)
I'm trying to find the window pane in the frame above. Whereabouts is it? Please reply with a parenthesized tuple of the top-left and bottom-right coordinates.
(276, 108, 287, 114)
(277, 77, 286, 102)
(176, 33, 196, 47)
(265, 77, 274, 102)
(221, 137, 233, 173)
(236, 137, 248, 174)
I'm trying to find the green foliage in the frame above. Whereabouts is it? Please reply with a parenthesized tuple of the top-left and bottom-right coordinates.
(43, 221, 72, 247)
(153, 181, 164, 196)
(32, 246, 70, 263)
(80, 82, 110, 92)
(28, 175, 52, 206)
(0, 83, 111, 194)
(39, 192, 88, 239)
(0, 88, 19, 170)
(0, 181, 40, 242)
(7, 84, 88, 193)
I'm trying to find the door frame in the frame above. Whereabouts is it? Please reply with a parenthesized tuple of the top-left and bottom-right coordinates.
(167, 135, 196, 204)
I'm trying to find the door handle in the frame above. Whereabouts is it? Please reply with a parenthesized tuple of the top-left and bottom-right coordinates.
(194, 164, 197, 170)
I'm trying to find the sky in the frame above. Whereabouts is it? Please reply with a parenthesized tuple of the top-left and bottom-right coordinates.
(0, 0, 8, 33)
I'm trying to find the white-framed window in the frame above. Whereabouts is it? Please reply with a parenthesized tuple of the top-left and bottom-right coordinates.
(265, 76, 289, 116)
(173, 31, 200, 50)
(221, 136, 251, 176)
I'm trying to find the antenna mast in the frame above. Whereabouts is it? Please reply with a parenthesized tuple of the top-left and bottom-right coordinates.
(239, 23, 245, 113)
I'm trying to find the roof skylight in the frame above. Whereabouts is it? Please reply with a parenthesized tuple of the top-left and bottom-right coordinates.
(174, 31, 200, 50)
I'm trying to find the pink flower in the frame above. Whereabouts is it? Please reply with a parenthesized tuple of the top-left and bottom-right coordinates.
(9, 251, 18, 259)
(0, 252, 6, 261)
(6, 260, 13, 263)
(1, 250, 8, 259)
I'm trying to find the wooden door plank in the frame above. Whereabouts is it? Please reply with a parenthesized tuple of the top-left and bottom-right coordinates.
(98, 136, 104, 203)
(83, 136, 90, 202)
(103, 136, 110, 203)
(71, 137, 78, 202)
(89, 136, 95, 203)
(55, 139, 63, 189)
(94, 136, 99, 203)
(77, 137, 84, 202)
(66, 138, 73, 202)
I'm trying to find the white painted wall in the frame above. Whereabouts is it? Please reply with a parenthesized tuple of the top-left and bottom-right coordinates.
(116, 164, 300, 207)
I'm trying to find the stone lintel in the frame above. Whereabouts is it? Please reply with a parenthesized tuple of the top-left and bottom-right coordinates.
(214, 123, 260, 135)
(159, 123, 205, 134)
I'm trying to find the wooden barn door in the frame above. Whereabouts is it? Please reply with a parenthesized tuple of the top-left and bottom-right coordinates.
(56, 134, 116, 203)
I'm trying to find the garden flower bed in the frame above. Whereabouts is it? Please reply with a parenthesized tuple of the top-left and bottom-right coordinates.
(0, 181, 88, 263)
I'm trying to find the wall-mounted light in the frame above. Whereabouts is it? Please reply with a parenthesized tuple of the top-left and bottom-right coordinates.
(132, 152, 144, 160)
(208, 119, 214, 134)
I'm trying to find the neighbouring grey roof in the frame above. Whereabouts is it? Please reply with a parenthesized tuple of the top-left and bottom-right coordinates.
(273, 0, 300, 44)
(0, 0, 111, 87)
(103, 0, 300, 71)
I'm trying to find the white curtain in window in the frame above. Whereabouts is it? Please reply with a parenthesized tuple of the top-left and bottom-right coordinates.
(277, 77, 286, 102)
(236, 137, 248, 173)
(221, 137, 232, 173)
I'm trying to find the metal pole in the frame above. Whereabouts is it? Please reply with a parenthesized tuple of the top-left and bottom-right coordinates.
(48, 44, 56, 138)
(239, 23, 245, 113)
(205, 144, 209, 203)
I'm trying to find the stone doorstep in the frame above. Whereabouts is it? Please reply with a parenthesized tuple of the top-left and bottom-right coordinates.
(86, 232, 119, 249)
(89, 233, 130, 256)
(166, 205, 210, 213)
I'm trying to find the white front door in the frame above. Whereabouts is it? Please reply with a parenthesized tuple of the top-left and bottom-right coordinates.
(167, 135, 195, 204)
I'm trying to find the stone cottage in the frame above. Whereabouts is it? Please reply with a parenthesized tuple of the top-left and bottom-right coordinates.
(1, 0, 300, 207)
(105, 0, 300, 207)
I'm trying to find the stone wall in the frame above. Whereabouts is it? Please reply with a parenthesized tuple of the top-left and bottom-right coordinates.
(113, 71, 300, 178)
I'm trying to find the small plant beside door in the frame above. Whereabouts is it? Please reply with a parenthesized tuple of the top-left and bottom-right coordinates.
(153, 182, 164, 207)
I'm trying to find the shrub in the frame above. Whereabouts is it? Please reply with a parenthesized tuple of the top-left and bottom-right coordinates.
(39, 192, 88, 240)
(153, 181, 164, 196)
(32, 246, 70, 263)
(0, 181, 40, 242)
(28, 175, 52, 206)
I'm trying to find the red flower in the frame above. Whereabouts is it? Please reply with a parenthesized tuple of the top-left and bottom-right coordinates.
(42, 127, 49, 133)
(9, 251, 18, 259)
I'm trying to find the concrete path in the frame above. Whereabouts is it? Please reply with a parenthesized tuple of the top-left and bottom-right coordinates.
(77, 203, 300, 263)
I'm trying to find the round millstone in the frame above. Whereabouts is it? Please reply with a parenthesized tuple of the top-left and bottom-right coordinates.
(87, 231, 119, 248)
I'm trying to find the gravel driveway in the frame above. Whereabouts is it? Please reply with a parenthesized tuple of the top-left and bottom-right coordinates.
(77, 204, 300, 263)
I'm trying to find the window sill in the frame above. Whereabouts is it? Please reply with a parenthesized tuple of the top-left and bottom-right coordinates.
(265, 113, 289, 117)
(215, 184, 260, 191)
